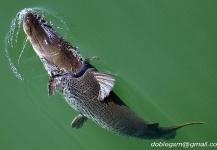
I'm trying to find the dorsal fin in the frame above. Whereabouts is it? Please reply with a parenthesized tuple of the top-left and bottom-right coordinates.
(92, 71, 115, 101)
(147, 123, 159, 129)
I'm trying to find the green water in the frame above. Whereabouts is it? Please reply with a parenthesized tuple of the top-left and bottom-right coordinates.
(1, 0, 217, 150)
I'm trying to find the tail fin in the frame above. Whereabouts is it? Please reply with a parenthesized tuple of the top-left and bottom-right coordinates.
(162, 122, 204, 140)
(168, 122, 204, 130)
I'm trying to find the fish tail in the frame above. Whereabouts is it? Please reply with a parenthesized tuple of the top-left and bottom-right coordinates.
(162, 122, 204, 140)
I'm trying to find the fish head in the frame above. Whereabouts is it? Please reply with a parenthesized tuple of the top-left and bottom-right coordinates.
(23, 12, 83, 75)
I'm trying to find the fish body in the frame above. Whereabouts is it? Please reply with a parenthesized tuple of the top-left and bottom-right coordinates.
(23, 12, 203, 140)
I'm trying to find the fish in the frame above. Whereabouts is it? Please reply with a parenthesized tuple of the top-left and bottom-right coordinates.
(23, 12, 203, 140)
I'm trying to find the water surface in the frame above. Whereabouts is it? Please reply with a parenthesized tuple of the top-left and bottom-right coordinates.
(1, 1, 217, 150)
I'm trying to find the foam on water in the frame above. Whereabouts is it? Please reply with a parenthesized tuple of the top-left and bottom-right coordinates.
(4, 8, 69, 80)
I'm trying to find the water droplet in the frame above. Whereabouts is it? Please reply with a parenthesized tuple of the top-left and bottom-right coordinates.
(4, 8, 71, 80)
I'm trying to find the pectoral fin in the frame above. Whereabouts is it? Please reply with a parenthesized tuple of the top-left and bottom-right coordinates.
(85, 56, 100, 62)
(71, 114, 87, 129)
(92, 71, 115, 101)
(48, 76, 61, 96)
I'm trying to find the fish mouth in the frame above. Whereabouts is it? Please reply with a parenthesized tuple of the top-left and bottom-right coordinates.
(23, 12, 83, 74)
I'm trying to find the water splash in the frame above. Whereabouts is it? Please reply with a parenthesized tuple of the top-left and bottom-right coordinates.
(4, 8, 70, 80)
(18, 37, 28, 66)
